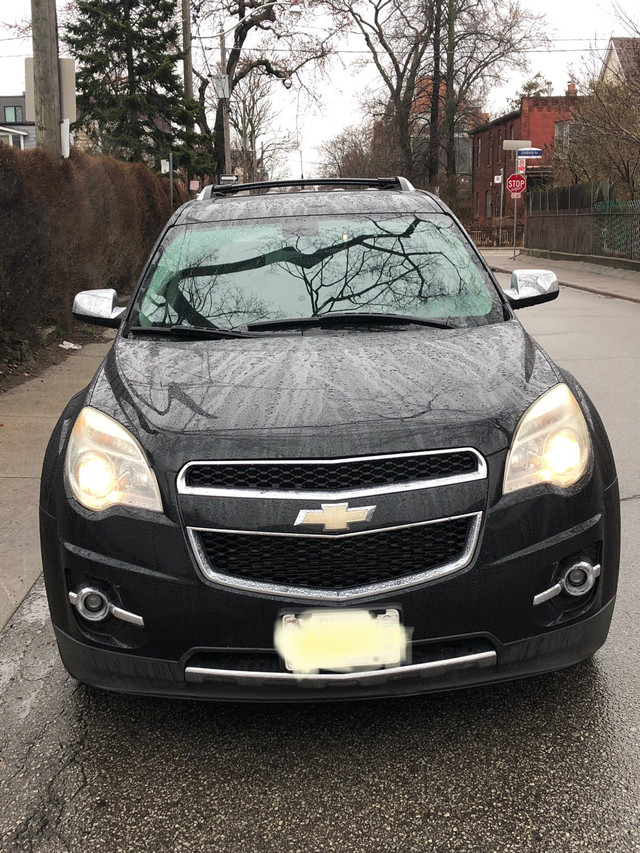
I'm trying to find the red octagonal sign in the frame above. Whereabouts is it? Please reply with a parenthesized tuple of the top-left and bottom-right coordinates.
(506, 173, 526, 194)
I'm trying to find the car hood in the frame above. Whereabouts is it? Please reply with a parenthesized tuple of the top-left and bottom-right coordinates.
(87, 320, 561, 467)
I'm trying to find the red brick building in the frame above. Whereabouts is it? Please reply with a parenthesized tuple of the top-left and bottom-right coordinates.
(470, 85, 580, 223)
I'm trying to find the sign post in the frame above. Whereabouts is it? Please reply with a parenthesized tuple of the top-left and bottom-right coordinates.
(498, 168, 504, 247)
(506, 173, 527, 260)
(169, 152, 174, 209)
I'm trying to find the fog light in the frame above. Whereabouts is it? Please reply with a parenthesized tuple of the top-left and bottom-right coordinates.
(560, 561, 601, 597)
(68, 586, 146, 627)
(84, 592, 106, 612)
(568, 567, 588, 586)
(71, 587, 110, 621)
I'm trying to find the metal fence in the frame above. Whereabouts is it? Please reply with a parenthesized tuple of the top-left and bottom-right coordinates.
(525, 182, 640, 261)
(467, 223, 524, 248)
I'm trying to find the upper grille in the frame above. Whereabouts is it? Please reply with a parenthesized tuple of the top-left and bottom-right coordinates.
(183, 450, 480, 493)
(196, 516, 472, 591)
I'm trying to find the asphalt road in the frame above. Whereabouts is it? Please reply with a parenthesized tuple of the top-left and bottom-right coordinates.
(1, 286, 639, 853)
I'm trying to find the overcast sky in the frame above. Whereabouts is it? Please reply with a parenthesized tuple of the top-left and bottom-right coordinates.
(0, 0, 634, 177)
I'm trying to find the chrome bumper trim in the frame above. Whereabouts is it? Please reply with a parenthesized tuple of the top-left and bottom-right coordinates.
(185, 650, 497, 686)
(533, 583, 563, 606)
(187, 511, 483, 601)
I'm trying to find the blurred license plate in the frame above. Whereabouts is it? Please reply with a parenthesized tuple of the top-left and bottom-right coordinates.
(275, 608, 408, 674)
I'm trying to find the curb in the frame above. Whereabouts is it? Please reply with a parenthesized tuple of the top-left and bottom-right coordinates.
(490, 265, 640, 306)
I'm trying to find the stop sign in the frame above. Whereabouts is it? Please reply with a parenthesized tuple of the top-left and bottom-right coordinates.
(506, 173, 526, 194)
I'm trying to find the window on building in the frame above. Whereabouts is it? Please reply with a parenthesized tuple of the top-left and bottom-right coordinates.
(497, 130, 502, 162)
(4, 105, 23, 123)
(509, 124, 515, 160)
(555, 121, 571, 154)
(488, 133, 493, 165)
(476, 193, 480, 218)
(476, 138, 481, 167)
(485, 190, 493, 220)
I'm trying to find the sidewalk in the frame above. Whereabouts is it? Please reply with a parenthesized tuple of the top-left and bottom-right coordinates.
(0, 338, 114, 631)
(481, 247, 640, 304)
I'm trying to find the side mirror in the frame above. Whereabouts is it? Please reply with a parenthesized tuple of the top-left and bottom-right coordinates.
(503, 270, 559, 309)
(72, 289, 126, 328)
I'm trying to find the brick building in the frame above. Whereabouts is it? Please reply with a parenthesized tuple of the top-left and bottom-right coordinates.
(470, 85, 581, 223)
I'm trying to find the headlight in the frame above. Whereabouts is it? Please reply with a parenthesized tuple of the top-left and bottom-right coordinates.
(65, 407, 163, 512)
(503, 384, 591, 495)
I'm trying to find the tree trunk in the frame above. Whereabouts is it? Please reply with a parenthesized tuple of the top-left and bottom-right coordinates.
(444, 0, 457, 178)
(213, 106, 225, 179)
(124, 0, 141, 162)
(428, 0, 442, 187)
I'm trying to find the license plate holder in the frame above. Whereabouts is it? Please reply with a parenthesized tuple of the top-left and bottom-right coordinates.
(275, 608, 408, 674)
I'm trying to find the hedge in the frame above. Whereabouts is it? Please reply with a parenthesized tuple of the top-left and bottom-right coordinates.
(0, 145, 187, 336)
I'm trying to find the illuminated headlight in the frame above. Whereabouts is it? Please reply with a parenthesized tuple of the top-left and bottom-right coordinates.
(65, 407, 163, 512)
(503, 384, 591, 495)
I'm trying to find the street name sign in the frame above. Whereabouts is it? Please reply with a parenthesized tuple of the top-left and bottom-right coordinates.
(503, 139, 531, 150)
(506, 174, 526, 194)
(516, 148, 543, 158)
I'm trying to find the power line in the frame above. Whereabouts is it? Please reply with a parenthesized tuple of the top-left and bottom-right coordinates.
(202, 44, 613, 55)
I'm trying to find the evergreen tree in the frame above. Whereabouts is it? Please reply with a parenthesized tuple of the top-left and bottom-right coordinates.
(508, 73, 550, 111)
(65, 0, 194, 164)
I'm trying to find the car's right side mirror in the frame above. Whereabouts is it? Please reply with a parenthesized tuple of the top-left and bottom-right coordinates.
(72, 289, 126, 328)
(503, 269, 559, 309)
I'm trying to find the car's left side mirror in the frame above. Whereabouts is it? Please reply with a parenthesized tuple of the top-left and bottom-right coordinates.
(72, 289, 126, 328)
(503, 269, 559, 309)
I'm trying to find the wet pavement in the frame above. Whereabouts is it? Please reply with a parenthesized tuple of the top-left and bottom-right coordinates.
(1, 287, 639, 852)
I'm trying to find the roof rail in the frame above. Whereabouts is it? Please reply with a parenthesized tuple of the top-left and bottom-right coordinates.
(198, 176, 415, 200)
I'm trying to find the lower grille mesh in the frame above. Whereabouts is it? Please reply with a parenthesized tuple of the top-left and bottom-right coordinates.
(197, 516, 472, 590)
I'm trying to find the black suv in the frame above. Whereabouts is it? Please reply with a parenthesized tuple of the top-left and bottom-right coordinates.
(40, 177, 620, 700)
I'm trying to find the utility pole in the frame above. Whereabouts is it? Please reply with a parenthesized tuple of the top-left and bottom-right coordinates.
(31, 0, 62, 157)
(219, 27, 232, 175)
(182, 0, 193, 102)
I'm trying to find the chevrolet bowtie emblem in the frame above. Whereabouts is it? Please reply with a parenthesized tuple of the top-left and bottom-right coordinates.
(294, 502, 376, 532)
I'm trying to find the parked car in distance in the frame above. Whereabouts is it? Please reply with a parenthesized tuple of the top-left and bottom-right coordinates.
(40, 177, 620, 701)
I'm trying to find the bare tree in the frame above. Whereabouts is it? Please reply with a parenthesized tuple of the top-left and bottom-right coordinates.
(324, 0, 437, 181)
(229, 71, 297, 181)
(190, 0, 336, 180)
(323, 0, 546, 200)
(549, 20, 640, 198)
(440, 0, 548, 181)
(318, 123, 380, 177)
(552, 81, 640, 198)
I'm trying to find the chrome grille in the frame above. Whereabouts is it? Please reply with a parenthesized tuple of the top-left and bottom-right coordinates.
(181, 449, 483, 495)
(194, 515, 472, 592)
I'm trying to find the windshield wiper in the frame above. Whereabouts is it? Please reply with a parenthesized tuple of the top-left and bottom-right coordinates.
(245, 313, 457, 332)
(128, 324, 266, 339)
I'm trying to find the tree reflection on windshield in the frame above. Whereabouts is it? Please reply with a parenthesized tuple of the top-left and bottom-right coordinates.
(137, 214, 495, 329)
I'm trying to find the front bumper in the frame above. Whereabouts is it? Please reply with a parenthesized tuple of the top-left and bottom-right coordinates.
(53, 599, 615, 701)
(40, 465, 620, 700)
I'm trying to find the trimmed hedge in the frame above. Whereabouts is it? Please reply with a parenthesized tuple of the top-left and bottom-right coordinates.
(0, 145, 187, 336)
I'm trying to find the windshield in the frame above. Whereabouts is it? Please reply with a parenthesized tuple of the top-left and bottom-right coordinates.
(132, 213, 503, 330)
